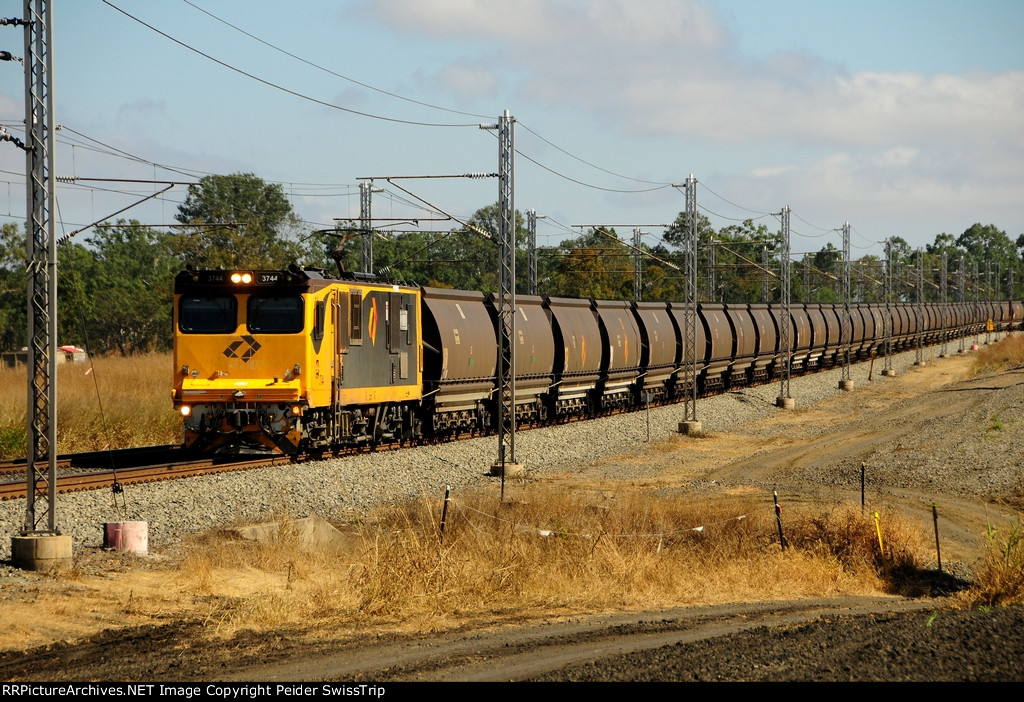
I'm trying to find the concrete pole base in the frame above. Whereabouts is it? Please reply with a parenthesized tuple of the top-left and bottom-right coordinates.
(776, 396, 795, 410)
(11, 534, 72, 572)
(838, 379, 854, 391)
(489, 461, 525, 478)
(678, 420, 703, 436)
(914, 360, 928, 367)
(881, 369, 897, 377)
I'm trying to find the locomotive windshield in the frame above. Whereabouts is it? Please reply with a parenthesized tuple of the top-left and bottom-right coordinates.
(179, 296, 237, 334)
(248, 295, 304, 334)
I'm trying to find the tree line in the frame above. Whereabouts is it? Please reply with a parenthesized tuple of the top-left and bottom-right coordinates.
(362, 208, 1024, 308)
(0, 173, 328, 355)
(0, 171, 1020, 355)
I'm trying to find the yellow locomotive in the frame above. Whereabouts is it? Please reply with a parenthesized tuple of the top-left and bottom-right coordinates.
(172, 266, 422, 454)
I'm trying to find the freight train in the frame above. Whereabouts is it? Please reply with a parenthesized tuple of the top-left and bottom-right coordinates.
(171, 265, 1021, 455)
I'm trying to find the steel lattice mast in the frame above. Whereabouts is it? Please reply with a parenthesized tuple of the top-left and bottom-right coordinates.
(986, 261, 992, 344)
(776, 206, 792, 407)
(940, 251, 948, 356)
(359, 181, 373, 274)
(957, 256, 966, 353)
(839, 222, 852, 387)
(883, 239, 894, 374)
(915, 249, 924, 365)
(973, 260, 980, 346)
(633, 227, 642, 302)
(803, 253, 812, 303)
(761, 245, 769, 303)
(494, 110, 516, 471)
(706, 234, 715, 301)
(678, 174, 699, 431)
(527, 209, 537, 296)
(20, 0, 58, 536)
(1009, 269, 1015, 324)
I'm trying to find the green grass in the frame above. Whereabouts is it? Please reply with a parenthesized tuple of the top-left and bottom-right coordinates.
(958, 518, 1024, 608)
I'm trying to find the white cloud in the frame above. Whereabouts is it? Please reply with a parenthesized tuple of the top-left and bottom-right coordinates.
(366, 1, 1024, 160)
(361, 0, 726, 48)
(749, 164, 797, 178)
(439, 62, 500, 100)
(356, 0, 1022, 244)
(118, 98, 167, 117)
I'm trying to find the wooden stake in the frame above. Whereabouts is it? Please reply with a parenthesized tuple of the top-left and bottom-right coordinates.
(439, 485, 451, 544)
(774, 490, 786, 551)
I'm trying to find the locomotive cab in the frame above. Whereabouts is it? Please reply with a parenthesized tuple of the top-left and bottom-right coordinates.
(173, 267, 422, 455)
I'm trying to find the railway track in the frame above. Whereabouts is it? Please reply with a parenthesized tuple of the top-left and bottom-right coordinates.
(0, 444, 185, 479)
(0, 449, 292, 501)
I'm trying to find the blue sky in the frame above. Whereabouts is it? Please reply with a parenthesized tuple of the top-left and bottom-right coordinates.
(0, 0, 1021, 263)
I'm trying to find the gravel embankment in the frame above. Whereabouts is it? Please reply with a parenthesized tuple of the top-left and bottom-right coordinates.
(0, 344, 989, 560)
(804, 369, 1024, 499)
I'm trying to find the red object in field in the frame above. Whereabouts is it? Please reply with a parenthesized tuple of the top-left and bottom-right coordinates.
(103, 521, 148, 554)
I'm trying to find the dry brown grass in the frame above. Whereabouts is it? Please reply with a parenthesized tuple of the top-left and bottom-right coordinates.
(0, 353, 180, 458)
(170, 489, 927, 638)
(972, 333, 1024, 375)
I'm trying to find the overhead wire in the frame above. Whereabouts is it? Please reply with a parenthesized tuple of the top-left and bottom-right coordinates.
(517, 121, 673, 187)
(789, 226, 832, 239)
(180, 0, 491, 121)
(699, 181, 773, 217)
(102, 1, 480, 129)
(58, 126, 208, 180)
(12, 9, 943, 258)
(476, 127, 674, 195)
(515, 147, 671, 194)
(177, 1, 694, 194)
(850, 224, 883, 248)
(697, 202, 773, 224)
(4, 123, 363, 220)
(791, 210, 834, 234)
(36, 12, 800, 233)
